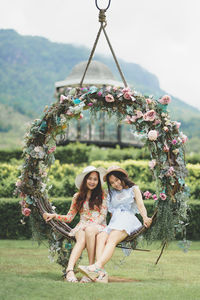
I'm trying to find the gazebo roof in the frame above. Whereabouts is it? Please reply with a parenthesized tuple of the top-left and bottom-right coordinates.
(55, 60, 124, 88)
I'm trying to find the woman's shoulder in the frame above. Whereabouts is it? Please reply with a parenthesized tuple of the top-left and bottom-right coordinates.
(72, 192, 79, 201)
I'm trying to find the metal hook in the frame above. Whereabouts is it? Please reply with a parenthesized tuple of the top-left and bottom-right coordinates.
(95, 0, 111, 11)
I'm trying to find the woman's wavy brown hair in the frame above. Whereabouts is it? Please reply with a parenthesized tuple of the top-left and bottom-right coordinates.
(106, 170, 135, 200)
(75, 171, 103, 211)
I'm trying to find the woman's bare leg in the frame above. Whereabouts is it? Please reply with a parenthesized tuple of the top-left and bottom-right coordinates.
(66, 229, 86, 273)
(96, 230, 128, 269)
(96, 232, 108, 261)
(85, 226, 99, 264)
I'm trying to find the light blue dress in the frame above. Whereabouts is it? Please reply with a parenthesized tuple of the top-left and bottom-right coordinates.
(104, 186, 142, 235)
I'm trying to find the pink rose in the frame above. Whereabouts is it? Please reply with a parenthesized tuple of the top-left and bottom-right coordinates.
(16, 180, 22, 187)
(143, 110, 156, 122)
(149, 159, 156, 169)
(152, 194, 158, 201)
(159, 95, 171, 105)
(153, 119, 161, 126)
(181, 134, 188, 144)
(60, 95, 68, 103)
(174, 121, 181, 129)
(48, 146, 56, 154)
(105, 94, 115, 102)
(130, 116, 137, 122)
(97, 91, 102, 96)
(22, 207, 31, 216)
(66, 110, 73, 116)
(172, 139, 177, 145)
(163, 144, 169, 152)
(146, 98, 152, 104)
(123, 92, 132, 100)
(135, 110, 143, 119)
(160, 193, 167, 200)
(88, 103, 93, 106)
(148, 130, 158, 141)
(122, 87, 131, 93)
(19, 200, 26, 207)
(166, 167, 174, 177)
(143, 191, 152, 199)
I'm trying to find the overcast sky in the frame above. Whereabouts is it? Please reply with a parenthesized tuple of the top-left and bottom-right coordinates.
(0, 0, 199, 110)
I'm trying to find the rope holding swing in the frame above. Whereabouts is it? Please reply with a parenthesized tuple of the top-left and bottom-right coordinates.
(80, 0, 128, 88)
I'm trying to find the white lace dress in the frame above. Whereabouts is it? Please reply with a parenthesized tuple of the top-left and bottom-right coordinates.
(104, 186, 142, 235)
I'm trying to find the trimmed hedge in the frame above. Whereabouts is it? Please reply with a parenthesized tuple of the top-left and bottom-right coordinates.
(0, 160, 200, 199)
(0, 198, 199, 240)
(1, 144, 200, 163)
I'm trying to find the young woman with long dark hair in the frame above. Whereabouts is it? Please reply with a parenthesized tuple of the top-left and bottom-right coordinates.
(43, 166, 107, 283)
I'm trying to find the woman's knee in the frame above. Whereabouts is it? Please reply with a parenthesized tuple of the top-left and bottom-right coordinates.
(97, 232, 108, 244)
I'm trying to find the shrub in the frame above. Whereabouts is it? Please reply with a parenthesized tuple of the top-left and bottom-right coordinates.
(0, 198, 199, 240)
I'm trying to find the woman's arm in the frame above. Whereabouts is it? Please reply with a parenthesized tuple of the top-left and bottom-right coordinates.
(43, 193, 78, 223)
(134, 186, 152, 228)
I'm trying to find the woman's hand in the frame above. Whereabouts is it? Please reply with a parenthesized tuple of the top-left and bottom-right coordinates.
(43, 212, 56, 222)
(143, 216, 152, 228)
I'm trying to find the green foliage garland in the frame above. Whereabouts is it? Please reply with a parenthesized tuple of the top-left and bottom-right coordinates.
(15, 85, 189, 268)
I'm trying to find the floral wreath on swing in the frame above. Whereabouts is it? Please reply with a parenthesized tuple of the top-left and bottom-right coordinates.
(15, 0, 189, 272)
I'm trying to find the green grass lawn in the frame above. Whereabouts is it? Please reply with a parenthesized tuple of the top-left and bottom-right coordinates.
(0, 240, 200, 300)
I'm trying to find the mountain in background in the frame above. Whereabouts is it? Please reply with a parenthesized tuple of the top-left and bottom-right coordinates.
(0, 29, 199, 150)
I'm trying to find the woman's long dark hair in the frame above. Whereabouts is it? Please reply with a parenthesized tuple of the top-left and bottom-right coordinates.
(106, 171, 135, 200)
(75, 171, 103, 211)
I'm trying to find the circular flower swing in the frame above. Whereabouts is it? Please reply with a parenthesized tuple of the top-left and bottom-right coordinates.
(16, 0, 189, 270)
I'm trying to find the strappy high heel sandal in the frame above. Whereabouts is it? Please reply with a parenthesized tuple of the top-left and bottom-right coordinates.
(78, 264, 105, 281)
(64, 269, 78, 283)
(95, 271, 108, 283)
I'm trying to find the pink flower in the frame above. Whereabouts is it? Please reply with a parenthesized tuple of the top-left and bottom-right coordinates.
(60, 95, 68, 103)
(172, 139, 177, 145)
(148, 130, 158, 141)
(174, 121, 181, 129)
(181, 134, 188, 144)
(152, 194, 158, 201)
(166, 167, 174, 177)
(130, 116, 137, 122)
(135, 110, 143, 119)
(105, 94, 115, 102)
(122, 87, 131, 93)
(22, 207, 31, 217)
(106, 86, 112, 92)
(153, 119, 161, 126)
(97, 91, 102, 96)
(79, 113, 83, 119)
(146, 98, 152, 105)
(144, 191, 152, 199)
(163, 144, 170, 152)
(16, 180, 22, 187)
(143, 110, 156, 122)
(160, 193, 167, 200)
(88, 103, 93, 106)
(123, 92, 132, 100)
(149, 159, 156, 169)
(66, 110, 73, 116)
(48, 146, 56, 154)
(159, 95, 171, 105)
(19, 200, 26, 207)
(113, 86, 118, 91)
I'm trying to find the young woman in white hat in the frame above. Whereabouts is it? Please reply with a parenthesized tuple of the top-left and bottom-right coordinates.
(78, 165, 152, 283)
(43, 165, 107, 283)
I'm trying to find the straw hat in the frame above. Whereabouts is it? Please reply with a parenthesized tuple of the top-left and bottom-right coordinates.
(103, 166, 128, 182)
(75, 166, 106, 189)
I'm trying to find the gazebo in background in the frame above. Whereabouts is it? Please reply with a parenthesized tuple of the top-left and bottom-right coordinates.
(54, 60, 142, 148)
